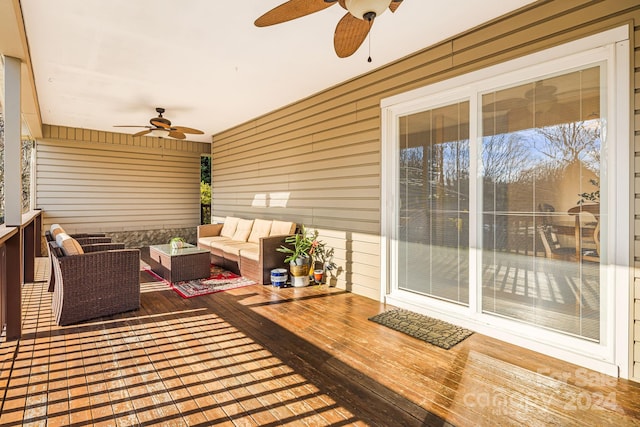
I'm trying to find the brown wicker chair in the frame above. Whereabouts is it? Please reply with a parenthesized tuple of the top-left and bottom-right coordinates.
(48, 241, 141, 326)
(45, 231, 114, 292)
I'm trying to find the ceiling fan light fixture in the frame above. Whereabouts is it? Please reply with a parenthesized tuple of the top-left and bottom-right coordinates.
(345, 0, 391, 20)
(149, 128, 169, 138)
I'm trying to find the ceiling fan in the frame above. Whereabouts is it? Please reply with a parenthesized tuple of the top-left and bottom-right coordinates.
(255, 0, 404, 58)
(482, 82, 559, 114)
(114, 107, 204, 140)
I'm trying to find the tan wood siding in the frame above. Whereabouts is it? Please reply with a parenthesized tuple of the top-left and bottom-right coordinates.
(211, 1, 640, 379)
(37, 125, 209, 237)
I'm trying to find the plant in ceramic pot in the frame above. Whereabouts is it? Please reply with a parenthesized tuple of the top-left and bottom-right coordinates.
(311, 243, 337, 285)
(170, 237, 187, 249)
(277, 225, 318, 286)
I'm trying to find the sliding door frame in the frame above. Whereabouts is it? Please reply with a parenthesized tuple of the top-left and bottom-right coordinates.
(381, 26, 631, 378)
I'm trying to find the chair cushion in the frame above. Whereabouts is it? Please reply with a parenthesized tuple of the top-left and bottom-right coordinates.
(248, 219, 272, 243)
(232, 219, 254, 242)
(271, 220, 296, 236)
(51, 224, 66, 238)
(55, 233, 84, 256)
(220, 217, 241, 238)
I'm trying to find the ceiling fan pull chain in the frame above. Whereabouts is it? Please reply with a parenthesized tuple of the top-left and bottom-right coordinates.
(367, 19, 373, 63)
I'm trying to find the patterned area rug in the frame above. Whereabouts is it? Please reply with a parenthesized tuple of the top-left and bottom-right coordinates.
(369, 309, 473, 350)
(144, 265, 256, 298)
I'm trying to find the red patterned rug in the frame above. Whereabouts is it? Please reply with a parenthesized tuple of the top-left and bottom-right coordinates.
(144, 264, 256, 298)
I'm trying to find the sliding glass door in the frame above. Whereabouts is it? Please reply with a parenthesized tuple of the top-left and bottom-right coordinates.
(383, 29, 629, 374)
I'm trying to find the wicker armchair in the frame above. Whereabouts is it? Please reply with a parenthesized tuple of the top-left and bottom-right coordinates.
(48, 242, 141, 326)
(45, 231, 115, 292)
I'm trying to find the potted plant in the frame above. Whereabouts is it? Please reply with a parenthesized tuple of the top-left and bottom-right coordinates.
(577, 178, 600, 205)
(170, 237, 187, 249)
(277, 225, 318, 286)
(311, 243, 338, 285)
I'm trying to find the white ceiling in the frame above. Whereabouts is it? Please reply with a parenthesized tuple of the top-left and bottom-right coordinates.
(19, 0, 536, 143)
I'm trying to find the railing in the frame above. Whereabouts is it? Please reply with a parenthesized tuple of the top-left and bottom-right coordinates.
(0, 210, 42, 341)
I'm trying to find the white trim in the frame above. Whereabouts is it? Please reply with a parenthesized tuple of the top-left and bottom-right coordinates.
(612, 38, 631, 379)
(4, 56, 22, 226)
(380, 25, 631, 378)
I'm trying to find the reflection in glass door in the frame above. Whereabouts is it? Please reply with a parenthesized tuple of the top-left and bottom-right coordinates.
(397, 101, 470, 304)
(481, 67, 602, 341)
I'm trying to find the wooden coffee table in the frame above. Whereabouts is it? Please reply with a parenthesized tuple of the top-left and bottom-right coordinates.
(148, 243, 210, 282)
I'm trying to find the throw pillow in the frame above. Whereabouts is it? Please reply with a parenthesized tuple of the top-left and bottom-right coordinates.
(270, 220, 295, 236)
(50, 223, 66, 238)
(232, 219, 254, 242)
(220, 217, 240, 238)
(55, 233, 84, 256)
(248, 219, 272, 243)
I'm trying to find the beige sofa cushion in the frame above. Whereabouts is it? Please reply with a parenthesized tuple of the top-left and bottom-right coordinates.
(239, 246, 259, 261)
(270, 220, 296, 236)
(198, 236, 231, 248)
(55, 233, 84, 256)
(232, 219, 254, 242)
(214, 241, 256, 257)
(220, 217, 241, 238)
(248, 219, 272, 243)
(209, 239, 230, 251)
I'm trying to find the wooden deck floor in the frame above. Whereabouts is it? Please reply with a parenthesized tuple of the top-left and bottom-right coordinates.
(1, 259, 640, 426)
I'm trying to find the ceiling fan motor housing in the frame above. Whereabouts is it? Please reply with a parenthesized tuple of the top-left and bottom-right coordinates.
(346, 0, 391, 20)
(151, 116, 171, 127)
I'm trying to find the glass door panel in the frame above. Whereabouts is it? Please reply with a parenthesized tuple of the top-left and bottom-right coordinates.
(398, 101, 470, 304)
(480, 66, 602, 341)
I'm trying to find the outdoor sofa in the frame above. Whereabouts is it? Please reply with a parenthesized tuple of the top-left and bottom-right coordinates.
(197, 217, 296, 285)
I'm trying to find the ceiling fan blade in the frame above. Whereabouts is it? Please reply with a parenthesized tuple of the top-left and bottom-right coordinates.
(255, 0, 336, 27)
(338, 0, 347, 9)
(168, 131, 186, 140)
(133, 129, 151, 137)
(150, 119, 171, 129)
(171, 126, 204, 135)
(114, 125, 151, 128)
(389, 0, 403, 13)
(334, 12, 372, 58)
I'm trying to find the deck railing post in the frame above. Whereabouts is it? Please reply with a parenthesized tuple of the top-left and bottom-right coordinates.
(5, 232, 22, 340)
(23, 221, 35, 284)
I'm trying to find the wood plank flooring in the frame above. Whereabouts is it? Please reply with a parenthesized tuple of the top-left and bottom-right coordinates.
(1, 258, 640, 426)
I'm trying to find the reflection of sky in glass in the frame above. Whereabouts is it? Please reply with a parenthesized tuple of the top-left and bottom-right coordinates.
(481, 119, 601, 183)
